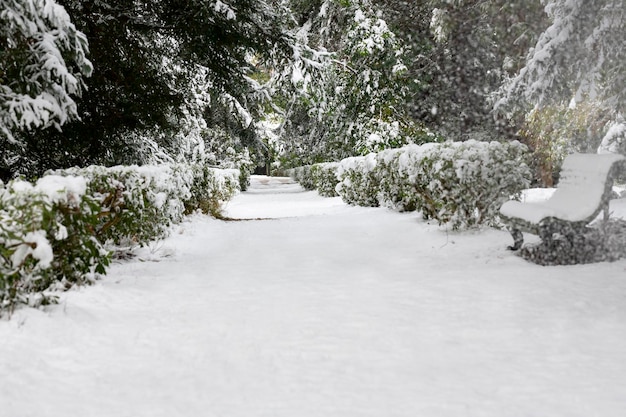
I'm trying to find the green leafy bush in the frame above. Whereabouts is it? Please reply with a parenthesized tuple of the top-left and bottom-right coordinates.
(290, 166, 317, 191)
(289, 163, 341, 197)
(194, 167, 240, 218)
(375, 147, 424, 212)
(416, 140, 531, 228)
(311, 163, 340, 197)
(333, 140, 531, 229)
(53, 164, 240, 245)
(55, 165, 186, 246)
(0, 176, 110, 315)
(1, 164, 241, 316)
(335, 154, 380, 207)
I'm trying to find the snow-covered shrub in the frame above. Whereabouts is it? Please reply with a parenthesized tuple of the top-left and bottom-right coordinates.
(335, 141, 531, 229)
(287, 163, 339, 197)
(336, 154, 380, 207)
(190, 127, 253, 192)
(198, 168, 240, 218)
(290, 166, 317, 190)
(1, 163, 240, 316)
(53, 165, 183, 247)
(237, 163, 252, 192)
(311, 163, 340, 197)
(0, 176, 110, 315)
(420, 140, 531, 228)
(374, 146, 432, 212)
(53, 164, 240, 246)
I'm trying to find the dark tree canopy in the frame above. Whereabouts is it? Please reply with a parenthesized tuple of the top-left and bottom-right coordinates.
(4, 0, 291, 176)
(2, 0, 622, 178)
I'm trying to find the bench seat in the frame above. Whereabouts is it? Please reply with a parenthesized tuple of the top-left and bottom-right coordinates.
(500, 153, 625, 250)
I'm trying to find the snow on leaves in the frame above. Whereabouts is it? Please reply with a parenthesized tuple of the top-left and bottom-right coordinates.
(0, 164, 242, 315)
(334, 140, 532, 228)
(497, 0, 625, 114)
(274, 0, 414, 164)
(0, 0, 92, 143)
(213, 1, 236, 20)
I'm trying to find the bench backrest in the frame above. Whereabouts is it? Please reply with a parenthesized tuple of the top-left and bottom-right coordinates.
(546, 153, 625, 222)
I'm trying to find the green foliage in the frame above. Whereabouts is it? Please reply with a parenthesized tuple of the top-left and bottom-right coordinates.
(0, 176, 110, 315)
(274, 0, 421, 166)
(375, 148, 420, 212)
(335, 154, 380, 207)
(311, 163, 340, 197)
(415, 140, 531, 228)
(1, 164, 241, 316)
(290, 166, 317, 191)
(53, 166, 182, 246)
(185, 166, 241, 218)
(3, 0, 292, 177)
(498, 0, 626, 116)
(52, 164, 241, 246)
(0, 0, 93, 143)
(288, 163, 340, 196)
(520, 102, 612, 186)
(331, 140, 531, 229)
(375, 0, 547, 141)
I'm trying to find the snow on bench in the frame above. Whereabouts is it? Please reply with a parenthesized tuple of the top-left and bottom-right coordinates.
(500, 153, 625, 250)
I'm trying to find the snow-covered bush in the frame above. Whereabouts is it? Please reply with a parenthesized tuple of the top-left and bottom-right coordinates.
(291, 165, 317, 191)
(375, 146, 432, 212)
(311, 163, 340, 197)
(1, 163, 240, 316)
(334, 141, 531, 229)
(53, 165, 184, 247)
(53, 164, 240, 246)
(289, 163, 341, 197)
(191, 167, 240, 217)
(0, 176, 109, 315)
(416, 140, 531, 229)
(336, 154, 380, 207)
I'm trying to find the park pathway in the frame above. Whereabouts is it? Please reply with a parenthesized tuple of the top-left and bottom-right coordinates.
(1, 176, 626, 417)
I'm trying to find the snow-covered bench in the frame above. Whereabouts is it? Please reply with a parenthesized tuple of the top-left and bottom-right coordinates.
(500, 153, 626, 250)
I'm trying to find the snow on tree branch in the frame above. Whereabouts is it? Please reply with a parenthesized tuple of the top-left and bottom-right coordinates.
(0, 0, 93, 143)
(496, 0, 625, 114)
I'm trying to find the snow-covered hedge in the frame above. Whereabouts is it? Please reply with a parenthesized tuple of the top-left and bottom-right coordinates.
(289, 165, 316, 191)
(335, 154, 380, 207)
(311, 163, 340, 197)
(53, 164, 239, 246)
(0, 164, 240, 316)
(0, 176, 109, 313)
(330, 140, 531, 229)
(287, 163, 340, 197)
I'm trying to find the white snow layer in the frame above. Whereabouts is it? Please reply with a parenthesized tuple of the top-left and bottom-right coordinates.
(2, 176, 626, 417)
(500, 153, 625, 223)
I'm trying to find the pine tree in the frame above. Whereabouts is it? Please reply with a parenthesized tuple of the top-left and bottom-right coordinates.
(498, 0, 625, 115)
(0, 0, 92, 160)
(3, 0, 292, 177)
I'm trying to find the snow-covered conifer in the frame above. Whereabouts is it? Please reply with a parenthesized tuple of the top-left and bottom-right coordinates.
(0, 0, 92, 143)
(497, 0, 625, 115)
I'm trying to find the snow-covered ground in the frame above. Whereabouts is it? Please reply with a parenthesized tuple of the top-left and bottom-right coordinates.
(2, 176, 626, 417)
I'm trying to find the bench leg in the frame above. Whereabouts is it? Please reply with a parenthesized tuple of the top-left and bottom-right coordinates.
(508, 228, 524, 251)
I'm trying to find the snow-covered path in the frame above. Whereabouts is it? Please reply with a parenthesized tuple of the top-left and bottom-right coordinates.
(2, 176, 626, 417)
